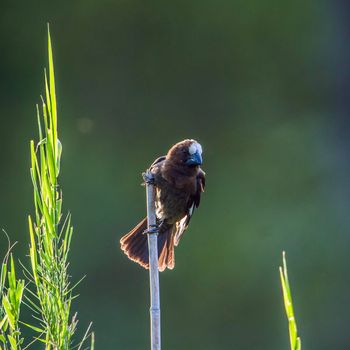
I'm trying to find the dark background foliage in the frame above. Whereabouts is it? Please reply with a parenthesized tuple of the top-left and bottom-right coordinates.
(1, 1, 349, 349)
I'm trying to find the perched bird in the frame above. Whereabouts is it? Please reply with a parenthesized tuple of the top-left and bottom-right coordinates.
(120, 139, 206, 271)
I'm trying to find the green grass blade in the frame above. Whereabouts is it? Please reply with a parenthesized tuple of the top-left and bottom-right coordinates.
(47, 25, 58, 158)
(280, 251, 301, 350)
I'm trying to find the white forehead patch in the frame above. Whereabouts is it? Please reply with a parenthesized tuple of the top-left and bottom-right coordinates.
(188, 142, 202, 155)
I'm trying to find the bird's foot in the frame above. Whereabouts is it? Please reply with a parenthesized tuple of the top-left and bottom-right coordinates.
(143, 224, 158, 235)
(142, 170, 155, 185)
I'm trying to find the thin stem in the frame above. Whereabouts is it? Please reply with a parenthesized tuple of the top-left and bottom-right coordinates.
(145, 173, 161, 350)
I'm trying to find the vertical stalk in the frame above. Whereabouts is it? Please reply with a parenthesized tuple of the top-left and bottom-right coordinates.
(146, 178, 161, 350)
(280, 251, 301, 350)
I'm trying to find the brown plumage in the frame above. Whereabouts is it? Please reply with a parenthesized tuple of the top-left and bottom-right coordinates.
(120, 139, 206, 271)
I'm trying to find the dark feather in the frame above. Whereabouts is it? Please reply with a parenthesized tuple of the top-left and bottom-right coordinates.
(174, 169, 205, 246)
(120, 217, 176, 271)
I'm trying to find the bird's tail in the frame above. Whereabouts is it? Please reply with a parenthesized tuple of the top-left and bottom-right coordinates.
(120, 218, 175, 271)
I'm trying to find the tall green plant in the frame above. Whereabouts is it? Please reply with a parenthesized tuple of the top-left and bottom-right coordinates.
(26, 27, 93, 350)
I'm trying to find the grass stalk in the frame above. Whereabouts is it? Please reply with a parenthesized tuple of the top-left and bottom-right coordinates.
(280, 251, 301, 350)
(26, 26, 93, 350)
(0, 238, 25, 350)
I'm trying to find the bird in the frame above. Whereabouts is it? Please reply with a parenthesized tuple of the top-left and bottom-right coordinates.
(120, 139, 206, 271)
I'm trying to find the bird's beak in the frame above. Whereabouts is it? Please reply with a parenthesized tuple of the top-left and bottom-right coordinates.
(186, 151, 203, 166)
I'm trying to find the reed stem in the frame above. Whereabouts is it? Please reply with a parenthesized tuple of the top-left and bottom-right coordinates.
(145, 172, 161, 350)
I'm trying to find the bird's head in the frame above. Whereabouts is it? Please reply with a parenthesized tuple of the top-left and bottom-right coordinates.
(166, 139, 203, 167)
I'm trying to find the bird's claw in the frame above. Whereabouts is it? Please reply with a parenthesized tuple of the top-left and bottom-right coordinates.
(142, 170, 155, 185)
(143, 224, 158, 235)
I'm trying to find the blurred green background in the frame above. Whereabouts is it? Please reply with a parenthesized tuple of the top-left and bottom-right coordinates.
(1, 0, 349, 349)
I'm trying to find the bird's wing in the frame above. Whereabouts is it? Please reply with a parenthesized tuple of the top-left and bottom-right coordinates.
(174, 168, 206, 246)
(150, 156, 166, 170)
